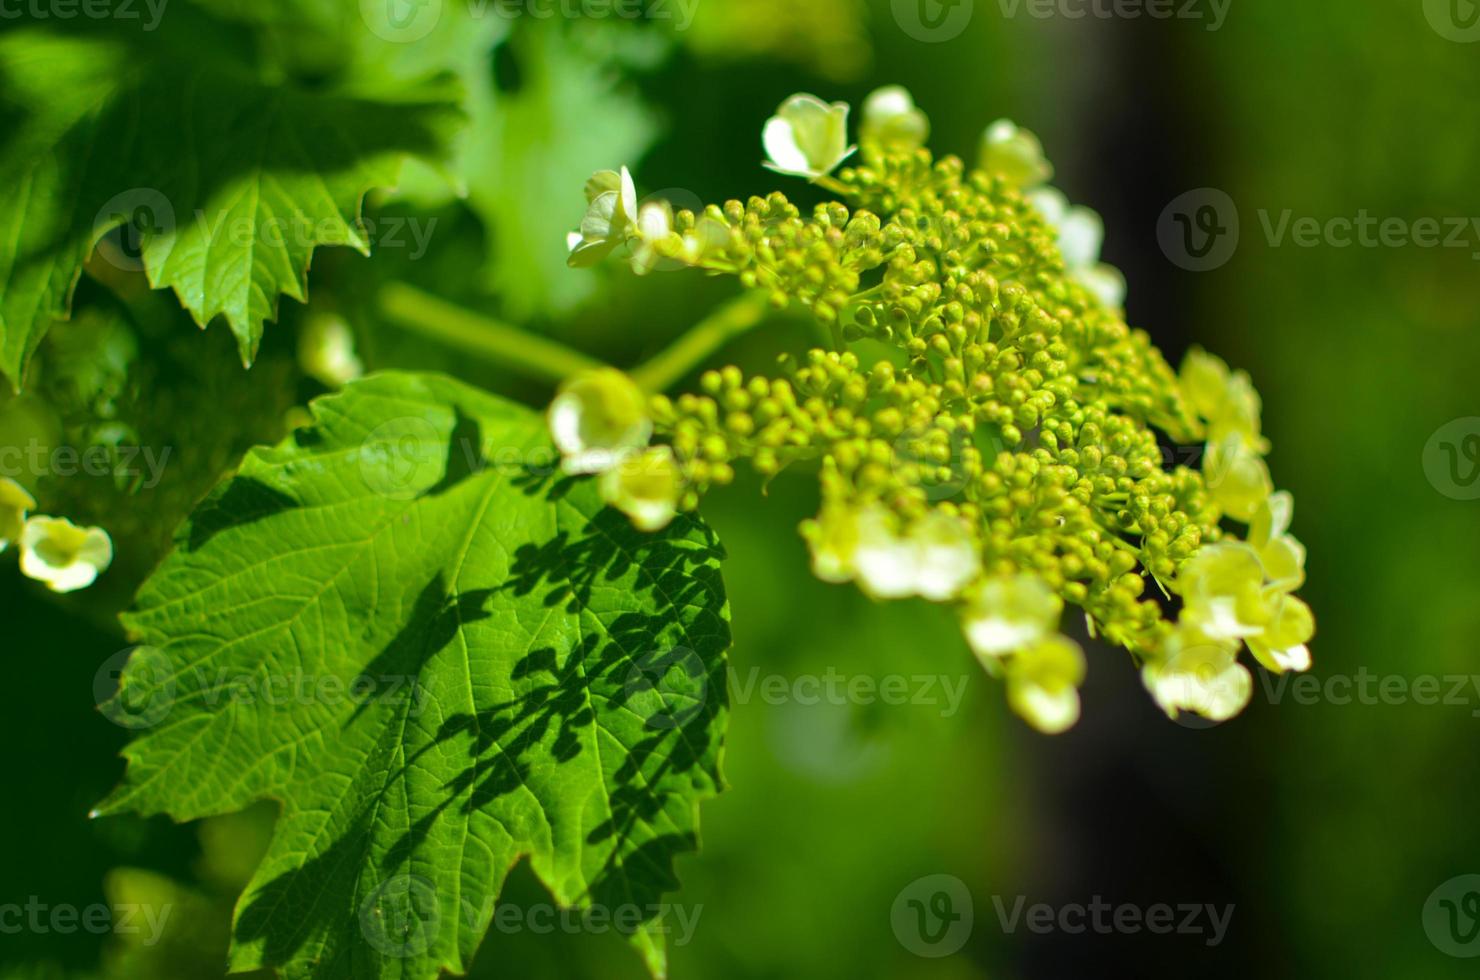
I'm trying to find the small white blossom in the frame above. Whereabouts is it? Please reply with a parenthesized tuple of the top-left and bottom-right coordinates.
(962, 573, 1063, 659)
(978, 119, 1053, 189)
(629, 200, 675, 276)
(19, 516, 113, 593)
(860, 85, 929, 151)
(548, 368, 652, 475)
(1007, 636, 1086, 734)
(1143, 626, 1252, 723)
(763, 94, 855, 181)
(567, 167, 639, 267)
(853, 506, 979, 601)
(600, 446, 684, 532)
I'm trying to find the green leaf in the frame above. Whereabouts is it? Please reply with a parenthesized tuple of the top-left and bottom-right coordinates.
(96, 372, 731, 979)
(0, 22, 461, 391)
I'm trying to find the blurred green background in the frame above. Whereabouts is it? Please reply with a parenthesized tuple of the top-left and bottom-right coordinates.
(3, 0, 1479, 977)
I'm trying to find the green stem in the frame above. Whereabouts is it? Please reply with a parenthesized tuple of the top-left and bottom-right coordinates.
(378, 283, 603, 385)
(813, 175, 852, 196)
(630, 291, 772, 392)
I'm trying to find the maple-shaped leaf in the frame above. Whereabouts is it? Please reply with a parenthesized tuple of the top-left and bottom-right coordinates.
(0, 16, 461, 391)
(96, 372, 731, 979)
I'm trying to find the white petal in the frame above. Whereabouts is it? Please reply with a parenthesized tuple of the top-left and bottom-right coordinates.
(619, 166, 638, 223)
(548, 393, 586, 456)
(1057, 207, 1104, 270)
(1012, 684, 1081, 734)
(966, 616, 1045, 658)
(763, 117, 813, 177)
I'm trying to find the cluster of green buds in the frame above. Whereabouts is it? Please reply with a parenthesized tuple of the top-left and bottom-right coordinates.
(0, 476, 112, 593)
(553, 86, 1314, 732)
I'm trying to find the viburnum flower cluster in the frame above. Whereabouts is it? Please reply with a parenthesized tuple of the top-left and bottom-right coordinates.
(552, 87, 1314, 732)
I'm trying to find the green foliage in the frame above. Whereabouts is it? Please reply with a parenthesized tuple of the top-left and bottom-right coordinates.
(96, 373, 730, 979)
(0, 16, 460, 390)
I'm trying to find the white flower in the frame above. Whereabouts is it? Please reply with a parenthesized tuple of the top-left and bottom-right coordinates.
(1248, 491, 1306, 592)
(763, 94, 856, 181)
(807, 504, 979, 601)
(1246, 593, 1315, 674)
(1142, 626, 1252, 723)
(299, 313, 363, 388)
(629, 200, 675, 276)
(567, 167, 639, 267)
(962, 573, 1063, 659)
(978, 119, 1053, 189)
(860, 86, 929, 151)
(548, 368, 652, 475)
(853, 506, 979, 601)
(1026, 186, 1127, 309)
(1006, 636, 1086, 734)
(1176, 542, 1271, 640)
(600, 446, 684, 532)
(19, 516, 113, 593)
(1, 477, 36, 553)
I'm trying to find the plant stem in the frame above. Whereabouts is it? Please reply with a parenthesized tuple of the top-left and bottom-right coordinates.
(630, 291, 772, 392)
(378, 283, 603, 385)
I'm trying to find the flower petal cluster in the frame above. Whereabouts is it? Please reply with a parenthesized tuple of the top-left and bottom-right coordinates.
(557, 87, 1315, 732)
